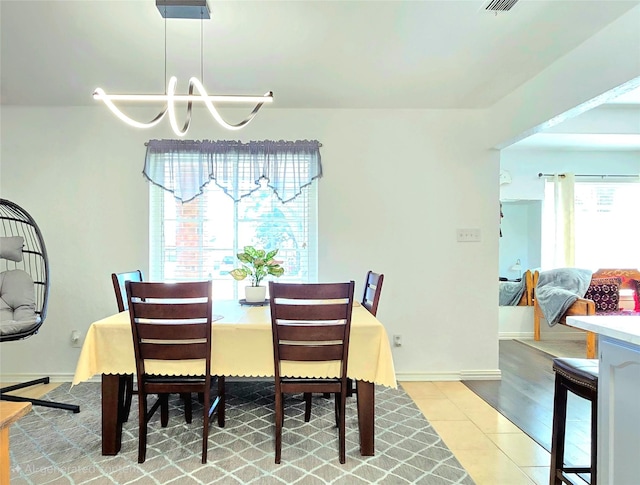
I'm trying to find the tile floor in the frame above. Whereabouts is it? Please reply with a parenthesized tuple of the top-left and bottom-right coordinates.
(401, 380, 551, 485)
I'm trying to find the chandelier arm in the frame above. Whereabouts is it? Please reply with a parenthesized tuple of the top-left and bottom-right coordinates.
(93, 88, 168, 128)
(221, 102, 266, 130)
(167, 77, 190, 136)
(188, 77, 265, 131)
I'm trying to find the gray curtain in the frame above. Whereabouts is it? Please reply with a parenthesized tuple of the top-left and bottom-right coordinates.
(144, 139, 322, 203)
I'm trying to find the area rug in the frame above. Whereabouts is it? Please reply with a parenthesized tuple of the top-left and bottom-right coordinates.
(10, 382, 474, 484)
(515, 338, 586, 358)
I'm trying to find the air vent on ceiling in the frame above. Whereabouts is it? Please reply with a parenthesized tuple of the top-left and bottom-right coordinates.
(482, 0, 519, 12)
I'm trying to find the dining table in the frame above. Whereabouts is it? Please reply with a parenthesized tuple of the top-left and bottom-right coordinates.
(72, 299, 397, 457)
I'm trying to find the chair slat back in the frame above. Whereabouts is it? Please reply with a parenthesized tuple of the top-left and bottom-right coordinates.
(111, 270, 143, 312)
(362, 271, 384, 316)
(269, 281, 355, 375)
(126, 280, 213, 374)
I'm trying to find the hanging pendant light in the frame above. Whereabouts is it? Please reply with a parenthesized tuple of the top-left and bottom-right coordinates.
(93, 0, 273, 135)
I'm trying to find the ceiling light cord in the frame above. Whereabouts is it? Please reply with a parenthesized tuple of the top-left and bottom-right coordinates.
(200, 8, 204, 85)
(164, 10, 167, 94)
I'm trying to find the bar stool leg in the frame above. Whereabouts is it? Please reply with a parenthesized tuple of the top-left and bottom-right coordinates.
(550, 375, 568, 485)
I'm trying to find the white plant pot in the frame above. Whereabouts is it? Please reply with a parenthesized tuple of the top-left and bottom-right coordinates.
(245, 285, 267, 303)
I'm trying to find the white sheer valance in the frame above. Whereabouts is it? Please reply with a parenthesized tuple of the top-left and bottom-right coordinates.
(144, 139, 322, 203)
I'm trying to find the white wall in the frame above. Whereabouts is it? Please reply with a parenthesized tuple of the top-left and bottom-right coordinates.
(0, 106, 500, 382)
(2, 4, 639, 382)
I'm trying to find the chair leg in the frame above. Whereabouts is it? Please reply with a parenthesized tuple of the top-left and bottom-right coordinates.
(160, 394, 169, 427)
(182, 393, 193, 423)
(304, 392, 312, 422)
(217, 377, 225, 427)
(138, 390, 148, 463)
(338, 391, 346, 464)
(346, 378, 355, 397)
(334, 393, 340, 428)
(549, 377, 568, 485)
(122, 374, 134, 422)
(275, 391, 283, 464)
(202, 387, 210, 464)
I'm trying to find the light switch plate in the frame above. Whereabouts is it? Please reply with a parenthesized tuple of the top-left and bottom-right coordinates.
(456, 228, 481, 242)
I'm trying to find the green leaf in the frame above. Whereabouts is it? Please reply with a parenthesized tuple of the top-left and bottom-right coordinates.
(229, 268, 250, 281)
(228, 245, 285, 284)
(269, 267, 285, 277)
(244, 246, 259, 259)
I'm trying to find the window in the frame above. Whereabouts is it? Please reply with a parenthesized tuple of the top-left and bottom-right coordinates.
(147, 140, 320, 299)
(542, 179, 640, 269)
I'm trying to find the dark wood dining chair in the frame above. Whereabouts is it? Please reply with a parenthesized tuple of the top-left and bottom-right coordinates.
(111, 270, 143, 422)
(314, 270, 385, 403)
(362, 270, 384, 317)
(269, 280, 355, 464)
(126, 280, 225, 464)
(113, 270, 197, 423)
(348, 270, 384, 395)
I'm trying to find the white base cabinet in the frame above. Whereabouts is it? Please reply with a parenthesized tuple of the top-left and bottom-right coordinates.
(598, 336, 640, 485)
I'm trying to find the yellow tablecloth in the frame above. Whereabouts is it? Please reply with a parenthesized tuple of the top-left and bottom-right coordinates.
(72, 300, 397, 388)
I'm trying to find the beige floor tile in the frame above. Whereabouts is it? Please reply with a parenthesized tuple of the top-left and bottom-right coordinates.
(447, 392, 496, 413)
(465, 408, 523, 434)
(521, 466, 551, 485)
(413, 397, 468, 421)
(429, 420, 497, 452)
(486, 432, 551, 467)
(433, 381, 473, 396)
(453, 447, 536, 485)
(399, 381, 447, 399)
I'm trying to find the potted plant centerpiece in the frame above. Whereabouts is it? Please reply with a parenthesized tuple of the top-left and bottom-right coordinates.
(229, 246, 284, 302)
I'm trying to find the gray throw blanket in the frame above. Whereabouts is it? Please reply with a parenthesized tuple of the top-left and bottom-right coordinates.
(499, 280, 526, 306)
(535, 268, 593, 326)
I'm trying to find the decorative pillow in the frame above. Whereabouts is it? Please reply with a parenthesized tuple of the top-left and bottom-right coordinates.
(585, 277, 621, 313)
(635, 279, 640, 312)
(0, 236, 24, 262)
(0, 269, 39, 336)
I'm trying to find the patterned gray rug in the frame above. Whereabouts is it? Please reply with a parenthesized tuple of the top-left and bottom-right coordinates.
(10, 382, 474, 484)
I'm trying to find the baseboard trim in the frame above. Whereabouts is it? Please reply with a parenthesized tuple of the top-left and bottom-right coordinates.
(0, 373, 89, 384)
(499, 332, 534, 340)
(397, 370, 501, 381)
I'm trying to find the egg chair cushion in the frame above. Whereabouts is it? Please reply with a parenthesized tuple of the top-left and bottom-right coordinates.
(0, 269, 40, 336)
(0, 236, 24, 262)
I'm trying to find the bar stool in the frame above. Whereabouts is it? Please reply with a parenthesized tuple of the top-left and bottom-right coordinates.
(550, 358, 599, 485)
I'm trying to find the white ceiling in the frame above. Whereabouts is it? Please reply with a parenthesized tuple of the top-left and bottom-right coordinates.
(1, 0, 639, 149)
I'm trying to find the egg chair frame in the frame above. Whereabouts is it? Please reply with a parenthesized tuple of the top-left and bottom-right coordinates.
(0, 198, 79, 412)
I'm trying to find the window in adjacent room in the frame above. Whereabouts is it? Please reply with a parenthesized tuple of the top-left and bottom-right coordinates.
(542, 178, 640, 269)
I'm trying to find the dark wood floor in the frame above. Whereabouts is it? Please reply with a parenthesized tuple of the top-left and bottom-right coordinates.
(463, 340, 592, 467)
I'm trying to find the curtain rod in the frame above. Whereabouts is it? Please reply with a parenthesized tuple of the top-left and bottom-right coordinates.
(538, 172, 638, 179)
(143, 141, 323, 147)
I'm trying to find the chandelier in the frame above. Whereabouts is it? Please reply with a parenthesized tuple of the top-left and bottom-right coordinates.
(93, 0, 273, 135)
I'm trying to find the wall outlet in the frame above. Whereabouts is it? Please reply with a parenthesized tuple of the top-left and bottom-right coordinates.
(393, 334, 402, 347)
(456, 228, 481, 242)
(70, 330, 82, 348)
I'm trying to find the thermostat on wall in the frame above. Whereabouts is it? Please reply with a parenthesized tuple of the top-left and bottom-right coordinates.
(499, 170, 512, 185)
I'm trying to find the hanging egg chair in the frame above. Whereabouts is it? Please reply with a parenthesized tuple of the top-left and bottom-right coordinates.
(0, 198, 79, 412)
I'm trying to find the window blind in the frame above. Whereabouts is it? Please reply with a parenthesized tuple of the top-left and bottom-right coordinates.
(149, 147, 319, 299)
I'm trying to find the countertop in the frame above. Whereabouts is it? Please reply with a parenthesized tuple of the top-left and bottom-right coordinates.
(566, 315, 640, 346)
